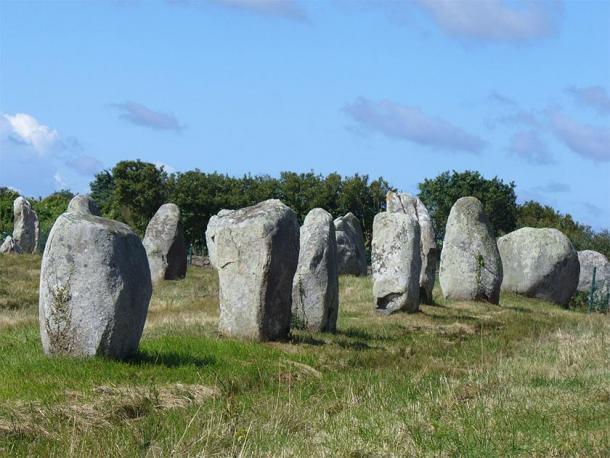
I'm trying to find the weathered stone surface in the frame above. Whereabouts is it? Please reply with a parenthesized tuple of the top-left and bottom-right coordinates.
(143, 203, 187, 283)
(497, 227, 579, 306)
(0, 235, 22, 254)
(439, 197, 502, 304)
(577, 250, 609, 293)
(334, 213, 367, 276)
(13, 196, 39, 253)
(67, 195, 101, 216)
(205, 199, 299, 341)
(372, 211, 421, 314)
(386, 192, 437, 304)
(292, 208, 339, 332)
(39, 212, 152, 359)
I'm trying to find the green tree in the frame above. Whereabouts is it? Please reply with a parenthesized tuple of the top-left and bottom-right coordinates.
(108, 160, 169, 235)
(32, 190, 74, 251)
(90, 170, 115, 216)
(0, 187, 20, 238)
(418, 170, 517, 240)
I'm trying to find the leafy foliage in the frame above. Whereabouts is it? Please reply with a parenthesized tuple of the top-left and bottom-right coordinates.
(418, 170, 518, 240)
(0, 187, 20, 238)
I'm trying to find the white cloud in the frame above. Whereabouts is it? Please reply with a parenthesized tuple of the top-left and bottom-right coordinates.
(344, 97, 486, 154)
(112, 101, 183, 132)
(413, 0, 561, 42)
(2, 113, 59, 154)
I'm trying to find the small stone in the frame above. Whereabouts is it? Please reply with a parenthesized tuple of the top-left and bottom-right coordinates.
(12, 196, 39, 253)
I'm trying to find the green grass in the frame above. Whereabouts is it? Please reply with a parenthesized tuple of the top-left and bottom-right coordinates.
(0, 254, 608, 456)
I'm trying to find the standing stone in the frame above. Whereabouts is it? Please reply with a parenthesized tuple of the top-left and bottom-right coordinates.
(372, 211, 421, 314)
(67, 194, 101, 216)
(205, 199, 299, 341)
(12, 196, 39, 253)
(577, 250, 609, 293)
(292, 208, 339, 332)
(142, 203, 187, 283)
(386, 192, 438, 304)
(439, 197, 503, 304)
(334, 213, 367, 276)
(39, 210, 152, 359)
(0, 236, 23, 254)
(497, 228, 579, 306)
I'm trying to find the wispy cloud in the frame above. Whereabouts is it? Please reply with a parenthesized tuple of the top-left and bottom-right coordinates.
(412, 0, 561, 42)
(113, 101, 183, 131)
(534, 180, 570, 193)
(508, 130, 554, 165)
(344, 97, 486, 154)
(567, 85, 610, 116)
(549, 111, 610, 162)
(65, 155, 104, 176)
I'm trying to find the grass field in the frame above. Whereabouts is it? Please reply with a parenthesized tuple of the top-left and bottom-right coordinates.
(0, 253, 608, 456)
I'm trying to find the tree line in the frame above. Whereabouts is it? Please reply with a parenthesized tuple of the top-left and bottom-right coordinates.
(1, 161, 608, 259)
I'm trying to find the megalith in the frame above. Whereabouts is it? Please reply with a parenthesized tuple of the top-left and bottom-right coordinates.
(439, 197, 503, 304)
(497, 227, 579, 306)
(205, 199, 299, 341)
(143, 203, 187, 283)
(334, 213, 367, 276)
(13, 196, 39, 253)
(292, 208, 339, 332)
(39, 210, 152, 359)
(372, 211, 421, 314)
(386, 191, 437, 304)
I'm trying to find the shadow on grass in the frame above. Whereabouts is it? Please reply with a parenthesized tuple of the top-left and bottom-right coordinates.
(289, 334, 327, 346)
(126, 351, 216, 368)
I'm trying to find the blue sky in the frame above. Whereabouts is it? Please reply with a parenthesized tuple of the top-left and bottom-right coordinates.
(1, 0, 609, 230)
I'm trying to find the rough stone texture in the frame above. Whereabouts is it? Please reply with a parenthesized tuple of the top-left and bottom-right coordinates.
(386, 192, 437, 304)
(497, 227, 579, 306)
(39, 212, 152, 359)
(142, 203, 187, 283)
(372, 211, 421, 314)
(334, 213, 367, 276)
(67, 195, 101, 216)
(292, 208, 339, 332)
(13, 196, 39, 253)
(439, 197, 503, 304)
(0, 236, 23, 254)
(577, 250, 609, 293)
(205, 199, 299, 341)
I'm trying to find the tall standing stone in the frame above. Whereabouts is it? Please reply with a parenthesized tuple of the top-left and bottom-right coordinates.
(372, 211, 421, 314)
(334, 213, 367, 276)
(386, 192, 438, 304)
(497, 228, 579, 306)
(577, 250, 609, 293)
(292, 208, 339, 332)
(205, 199, 299, 341)
(439, 197, 503, 304)
(13, 196, 39, 253)
(143, 203, 187, 283)
(39, 209, 152, 359)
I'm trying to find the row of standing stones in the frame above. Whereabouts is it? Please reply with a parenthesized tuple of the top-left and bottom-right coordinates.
(0, 196, 40, 254)
(1, 191, 602, 360)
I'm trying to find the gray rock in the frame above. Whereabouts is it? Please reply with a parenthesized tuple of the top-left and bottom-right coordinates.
(439, 197, 502, 304)
(12, 196, 39, 253)
(577, 250, 609, 293)
(497, 227, 579, 306)
(334, 213, 367, 276)
(143, 203, 187, 283)
(205, 199, 299, 341)
(0, 235, 22, 254)
(372, 211, 421, 314)
(39, 212, 152, 359)
(292, 208, 339, 332)
(386, 192, 437, 304)
(67, 195, 101, 216)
